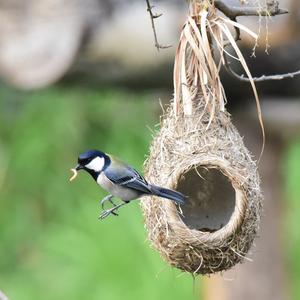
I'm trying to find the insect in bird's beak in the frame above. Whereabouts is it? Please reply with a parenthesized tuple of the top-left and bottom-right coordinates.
(69, 164, 83, 182)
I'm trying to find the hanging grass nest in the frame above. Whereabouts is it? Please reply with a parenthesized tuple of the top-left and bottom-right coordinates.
(141, 1, 263, 275)
(141, 101, 262, 274)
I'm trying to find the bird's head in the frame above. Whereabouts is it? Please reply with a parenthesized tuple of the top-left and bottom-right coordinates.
(73, 150, 110, 179)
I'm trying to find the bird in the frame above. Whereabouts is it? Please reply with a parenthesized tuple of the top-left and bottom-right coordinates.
(70, 149, 186, 219)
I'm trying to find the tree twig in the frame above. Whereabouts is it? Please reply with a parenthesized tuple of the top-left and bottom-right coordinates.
(223, 53, 300, 82)
(214, 0, 288, 18)
(218, 0, 299, 82)
(145, 0, 172, 51)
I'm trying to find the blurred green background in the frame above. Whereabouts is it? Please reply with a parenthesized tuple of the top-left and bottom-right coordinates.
(0, 86, 198, 300)
(0, 1, 300, 299)
(0, 85, 300, 300)
(283, 141, 300, 300)
(0, 86, 300, 300)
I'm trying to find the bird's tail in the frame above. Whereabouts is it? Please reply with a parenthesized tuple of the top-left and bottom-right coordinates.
(149, 185, 186, 205)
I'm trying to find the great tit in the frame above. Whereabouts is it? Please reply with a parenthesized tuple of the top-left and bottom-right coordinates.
(70, 149, 186, 219)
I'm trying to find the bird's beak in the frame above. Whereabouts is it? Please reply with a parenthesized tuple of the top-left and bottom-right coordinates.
(69, 164, 83, 182)
(75, 164, 84, 171)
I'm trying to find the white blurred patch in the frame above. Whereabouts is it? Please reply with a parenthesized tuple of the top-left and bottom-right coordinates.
(88, 2, 185, 68)
(0, 290, 9, 300)
(85, 156, 105, 172)
(0, 0, 87, 89)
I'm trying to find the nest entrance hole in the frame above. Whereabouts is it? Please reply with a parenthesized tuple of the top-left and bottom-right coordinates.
(177, 167, 236, 232)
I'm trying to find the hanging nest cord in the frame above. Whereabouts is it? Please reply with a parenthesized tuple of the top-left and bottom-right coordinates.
(141, 1, 263, 275)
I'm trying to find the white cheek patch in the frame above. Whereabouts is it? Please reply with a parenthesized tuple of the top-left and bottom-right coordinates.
(85, 157, 105, 172)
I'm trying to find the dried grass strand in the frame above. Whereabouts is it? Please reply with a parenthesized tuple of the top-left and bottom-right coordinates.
(174, 4, 265, 160)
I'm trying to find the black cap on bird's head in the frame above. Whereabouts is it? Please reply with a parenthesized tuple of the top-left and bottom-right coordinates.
(74, 149, 110, 175)
(76, 150, 103, 168)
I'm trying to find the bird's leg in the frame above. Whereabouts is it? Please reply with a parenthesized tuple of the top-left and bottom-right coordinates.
(108, 197, 117, 207)
(100, 194, 114, 209)
(99, 194, 119, 216)
(99, 201, 129, 220)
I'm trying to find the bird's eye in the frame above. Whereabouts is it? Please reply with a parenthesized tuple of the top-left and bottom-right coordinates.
(85, 158, 93, 164)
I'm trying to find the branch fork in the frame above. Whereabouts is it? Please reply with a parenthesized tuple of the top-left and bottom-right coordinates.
(145, 0, 172, 51)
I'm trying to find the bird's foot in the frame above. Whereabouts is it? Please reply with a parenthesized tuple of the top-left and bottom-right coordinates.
(99, 194, 114, 209)
(99, 208, 117, 219)
(99, 194, 119, 216)
(98, 202, 128, 220)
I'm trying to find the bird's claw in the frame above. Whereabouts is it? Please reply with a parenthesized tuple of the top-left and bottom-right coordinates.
(98, 201, 128, 220)
(99, 195, 120, 219)
(99, 207, 119, 219)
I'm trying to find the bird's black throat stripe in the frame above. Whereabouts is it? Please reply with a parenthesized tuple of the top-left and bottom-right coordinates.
(83, 154, 111, 181)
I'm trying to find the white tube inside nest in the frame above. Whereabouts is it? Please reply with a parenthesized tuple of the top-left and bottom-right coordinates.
(177, 167, 240, 232)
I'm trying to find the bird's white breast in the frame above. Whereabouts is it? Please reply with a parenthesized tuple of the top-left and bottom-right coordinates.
(97, 172, 139, 201)
(85, 156, 105, 172)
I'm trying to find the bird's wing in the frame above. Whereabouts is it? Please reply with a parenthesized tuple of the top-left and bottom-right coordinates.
(104, 157, 152, 194)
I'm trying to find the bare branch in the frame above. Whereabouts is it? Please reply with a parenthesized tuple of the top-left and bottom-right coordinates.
(219, 0, 300, 83)
(223, 53, 300, 82)
(145, 0, 172, 51)
(214, 0, 288, 18)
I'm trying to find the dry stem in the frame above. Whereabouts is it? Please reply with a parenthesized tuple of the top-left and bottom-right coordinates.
(215, 0, 288, 18)
(217, 0, 300, 82)
(223, 53, 300, 82)
(145, 0, 172, 51)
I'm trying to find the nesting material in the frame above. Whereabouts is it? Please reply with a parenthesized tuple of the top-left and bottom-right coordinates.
(141, 101, 262, 274)
(141, 1, 263, 274)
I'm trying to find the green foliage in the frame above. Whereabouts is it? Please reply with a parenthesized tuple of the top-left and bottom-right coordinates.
(283, 140, 300, 300)
(0, 87, 197, 300)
